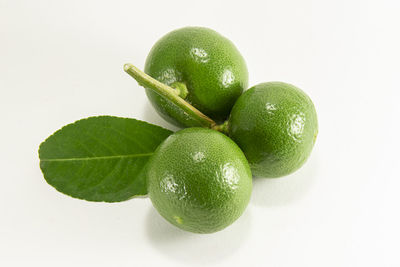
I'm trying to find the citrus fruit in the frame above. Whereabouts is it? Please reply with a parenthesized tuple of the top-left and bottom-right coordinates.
(228, 82, 318, 178)
(146, 128, 252, 233)
(144, 26, 248, 127)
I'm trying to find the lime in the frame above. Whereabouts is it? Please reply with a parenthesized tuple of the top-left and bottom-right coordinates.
(144, 27, 248, 126)
(228, 82, 318, 178)
(146, 128, 252, 233)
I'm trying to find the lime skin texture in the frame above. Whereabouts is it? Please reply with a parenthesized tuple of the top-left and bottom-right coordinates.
(146, 128, 252, 234)
(144, 26, 248, 127)
(228, 82, 318, 178)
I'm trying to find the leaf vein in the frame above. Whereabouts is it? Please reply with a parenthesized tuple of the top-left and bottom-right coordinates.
(40, 153, 153, 162)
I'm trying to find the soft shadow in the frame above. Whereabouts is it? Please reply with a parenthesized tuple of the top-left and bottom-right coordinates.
(142, 102, 180, 132)
(251, 152, 319, 207)
(146, 207, 252, 265)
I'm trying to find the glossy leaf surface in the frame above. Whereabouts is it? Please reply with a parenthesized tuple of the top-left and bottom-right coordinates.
(39, 116, 172, 202)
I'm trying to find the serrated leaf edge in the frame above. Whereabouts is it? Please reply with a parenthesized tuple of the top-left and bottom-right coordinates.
(40, 153, 154, 162)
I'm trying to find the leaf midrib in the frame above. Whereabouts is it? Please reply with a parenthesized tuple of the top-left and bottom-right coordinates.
(40, 153, 154, 162)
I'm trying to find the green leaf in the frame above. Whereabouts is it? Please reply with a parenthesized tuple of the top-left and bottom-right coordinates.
(38, 116, 173, 202)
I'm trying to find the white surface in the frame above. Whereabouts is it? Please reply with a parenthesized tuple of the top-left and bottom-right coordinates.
(1, 0, 399, 266)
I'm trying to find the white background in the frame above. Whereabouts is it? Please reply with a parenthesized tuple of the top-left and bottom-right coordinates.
(1, 0, 399, 266)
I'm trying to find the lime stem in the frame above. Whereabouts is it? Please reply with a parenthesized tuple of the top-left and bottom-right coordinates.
(170, 81, 189, 99)
(211, 120, 229, 135)
(124, 63, 217, 129)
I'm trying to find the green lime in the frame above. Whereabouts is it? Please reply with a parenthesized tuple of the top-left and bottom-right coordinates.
(144, 26, 248, 127)
(228, 82, 318, 178)
(146, 128, 252, 234)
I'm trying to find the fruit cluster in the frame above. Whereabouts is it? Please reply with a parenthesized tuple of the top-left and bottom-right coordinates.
(125, 27, 318, 233)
